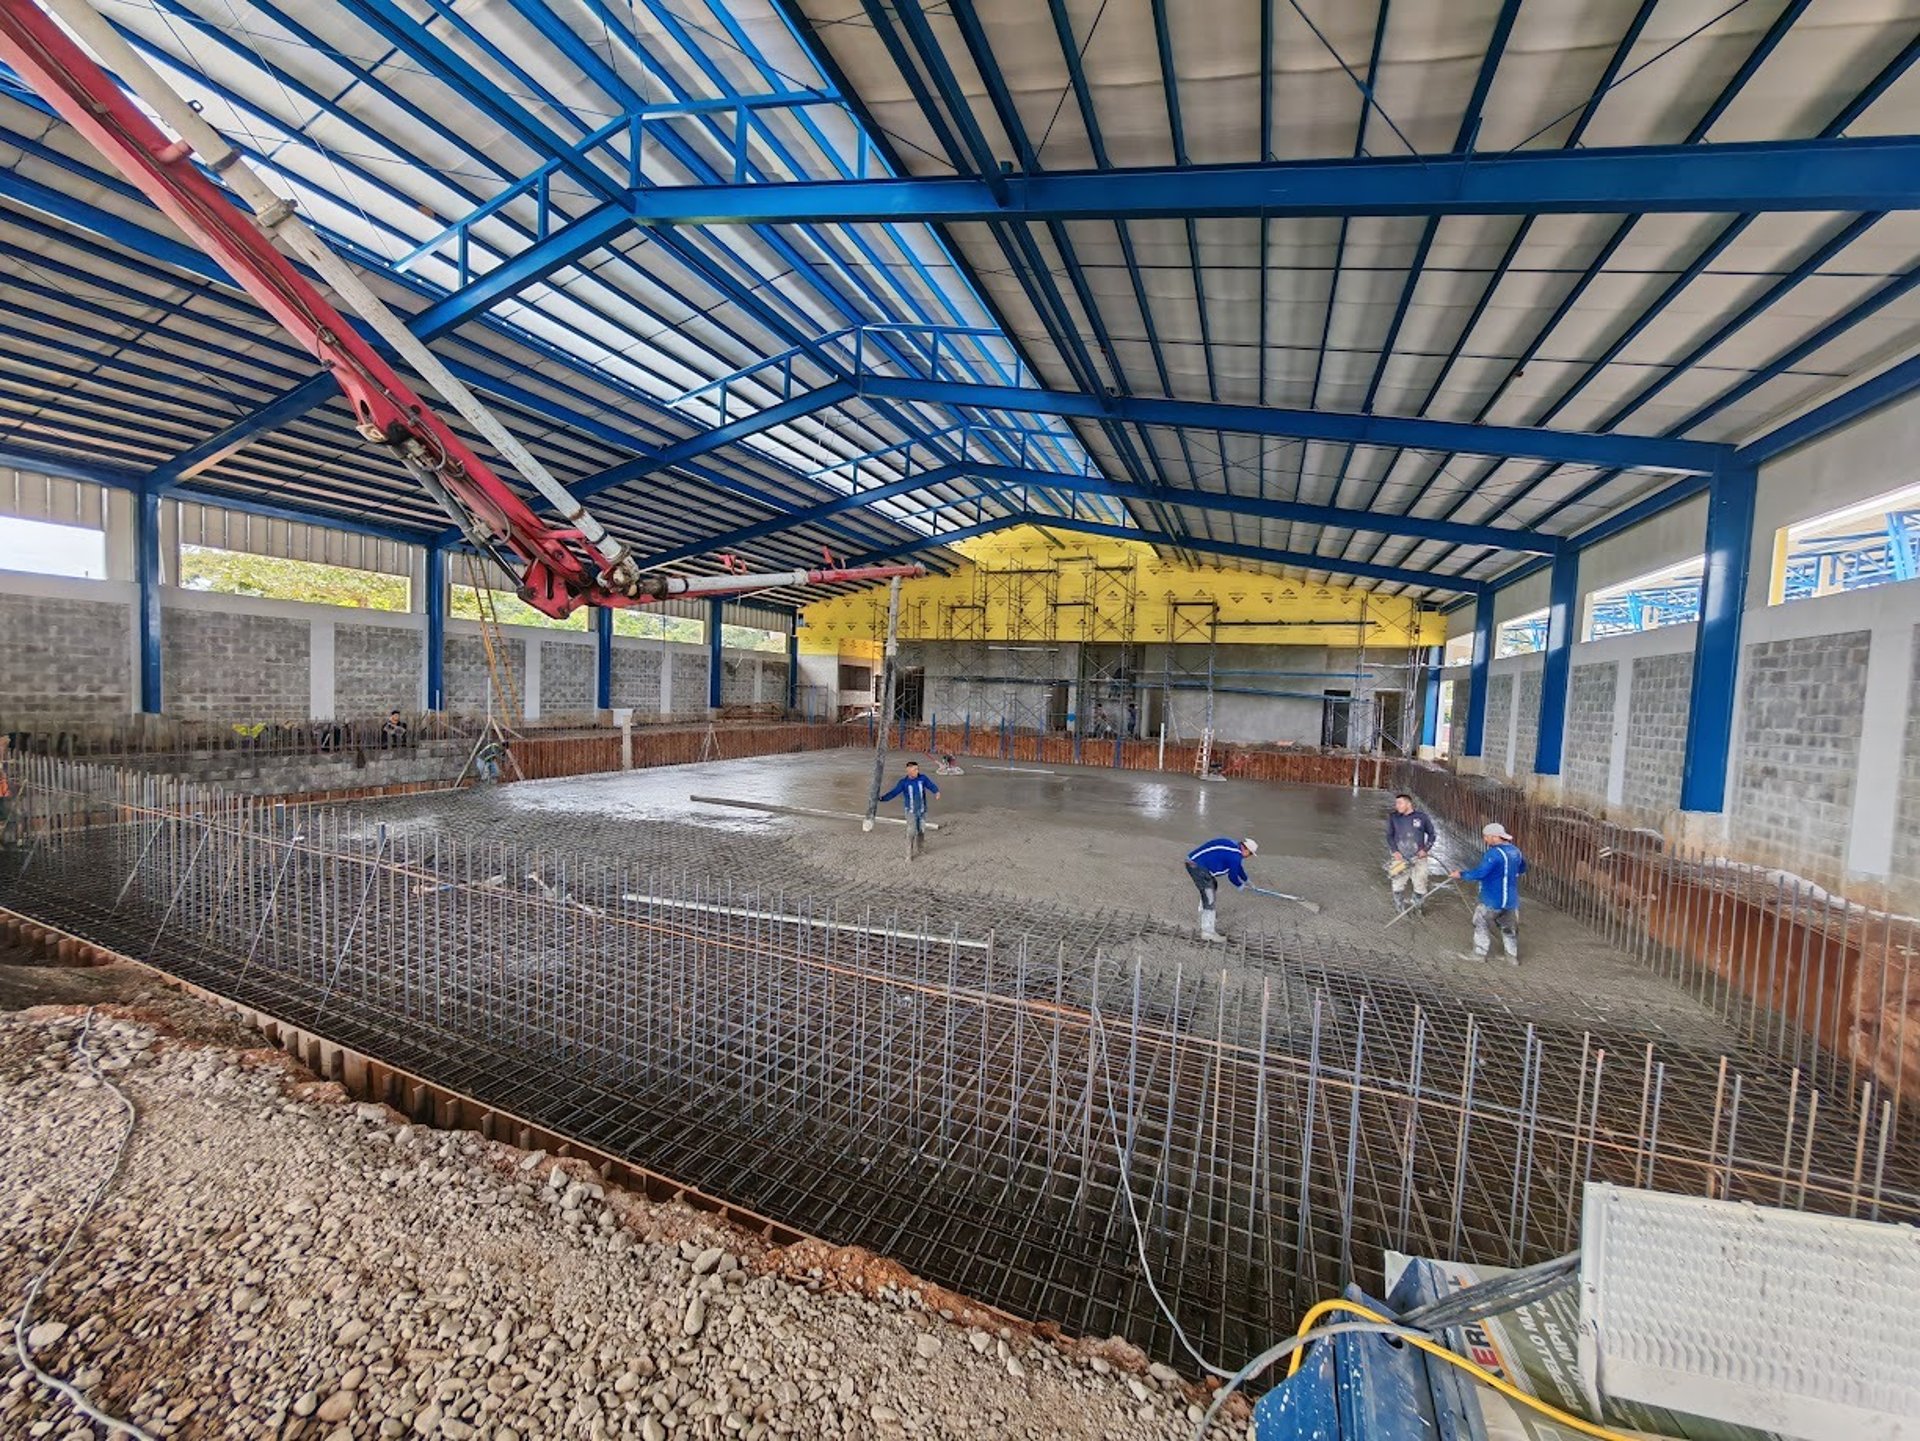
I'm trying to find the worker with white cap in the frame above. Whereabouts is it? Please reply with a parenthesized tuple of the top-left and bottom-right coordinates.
(1451, 822, 1527, 964)
(1184, 836, 1258, 944)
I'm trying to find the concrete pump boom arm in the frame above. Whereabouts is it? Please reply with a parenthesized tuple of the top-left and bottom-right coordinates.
(0, 0, 925, 612)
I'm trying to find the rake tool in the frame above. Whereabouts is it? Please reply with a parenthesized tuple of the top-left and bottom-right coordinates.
(1247, 884, 1322, 915)
(1383, 875, 1463, 929)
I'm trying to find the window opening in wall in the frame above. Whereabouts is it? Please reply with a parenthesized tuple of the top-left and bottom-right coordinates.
(1771, 479, 1920, 604)
(1436, 679, 1456, 757)
(181, 545, 409, 609)
(1496, 608, 1548, 657)
(838, 663, 873, 695)
(1321, 689, 1352, 749)
(1443, 632, 1474, 667)
(450, 583, 585, 630)
(612, 611, 704, 643)
(1585, 558, 1704, 640)
(721, 623, 787, 654)
(0, 515, 106, 579)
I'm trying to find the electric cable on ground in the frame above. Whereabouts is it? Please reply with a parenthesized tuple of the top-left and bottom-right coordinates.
(1194, 1296, 1649, 1441)
(10, 1007, 158, 1441)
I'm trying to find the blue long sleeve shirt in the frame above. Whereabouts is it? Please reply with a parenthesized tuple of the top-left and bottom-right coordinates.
(1186, 837, 1249, 889)
(1458, 843, 1526, 909)
(878, 773, 939, 815)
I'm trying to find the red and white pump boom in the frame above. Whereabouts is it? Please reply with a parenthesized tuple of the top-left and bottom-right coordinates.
(0, 0, 923, 614)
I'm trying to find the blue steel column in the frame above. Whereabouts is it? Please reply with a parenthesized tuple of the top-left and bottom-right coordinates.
(594, 606, 613, 712)
(1420, 645, 1442, 749)
(707, 597, 724, 710)
(1680, 461, 1759, 813)
(136, 489, 163, 714)
(1462, 596, 1495, 758)
(786, 617, 800, 712)
(1531, 551, 1581, 776)
(424, 545, 447, 712)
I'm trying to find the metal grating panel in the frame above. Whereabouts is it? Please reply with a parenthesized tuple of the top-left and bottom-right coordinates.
(1579, 1183, 1920, 1441)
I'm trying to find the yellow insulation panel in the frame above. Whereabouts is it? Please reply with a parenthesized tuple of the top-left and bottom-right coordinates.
(800, 525, 1447, 651)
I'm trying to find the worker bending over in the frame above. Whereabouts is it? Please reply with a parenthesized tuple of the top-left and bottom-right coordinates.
(1385, 792, 1437, 913)
(1451, 822, 1526, 964)
(878, 759, 940, 858)
(1184, 836, 1257, 944)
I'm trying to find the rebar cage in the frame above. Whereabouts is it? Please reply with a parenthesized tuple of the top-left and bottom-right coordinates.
(2, 754, 1915, 1381)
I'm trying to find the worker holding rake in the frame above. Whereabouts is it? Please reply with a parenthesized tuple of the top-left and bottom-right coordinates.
(1184, 836, 1258, 944)
(1385, 792, 1438, 914)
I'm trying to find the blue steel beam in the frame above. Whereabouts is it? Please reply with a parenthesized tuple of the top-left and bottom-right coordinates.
(0, 441, 436, 545)
(1738, 352, 1920, 467)
(2, 143, 928, 557)
(856, 377, 1726, 472)
(1680, 463, 1758, 814)
(785, 621, 800, 711)
(136, 488, 162, 714)
(610, 136, 1920, 224)
(706, 597, 724, 710)
(851, 512, 1484, 594)
(1463, 598, 1494, 758)
(1345, 28, 1916, 585)
(629, 461, 1559, 571)
(1531, 551, 1580, 777)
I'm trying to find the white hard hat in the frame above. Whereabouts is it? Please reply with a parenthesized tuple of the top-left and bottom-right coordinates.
(1483, 822, 1512, 840)
(1242, 838, 1259, 855)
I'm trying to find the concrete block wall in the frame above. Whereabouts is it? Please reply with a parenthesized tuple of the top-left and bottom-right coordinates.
(1622, 651, 1693, 813)
(611, 647, 663, 712)
(720, 655, 754, 705)
(539, 638, 597, 719)
(443, 634, 523, 717)
(1482, 673, 1514, 775)
(0, 585, 134, 726)
(1895, 627, 1920, 896)
(1563, 662, 1615, 802)
(334, 623, 423, 718)
(1730, 631, 1872, 873)
(0, 568, 773, 728)
(1513, 670, 1542, 778)
(762, 659, 790, 704)
(671, 652, 709, 713)
(164, 607, 310, 719)
(900, 639, 1415, 745)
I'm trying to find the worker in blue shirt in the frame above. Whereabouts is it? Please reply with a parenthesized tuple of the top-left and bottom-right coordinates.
(1185, 836, 1258, 944)
(878, 759, 940, 858)
(1451, 822, 1527, 964)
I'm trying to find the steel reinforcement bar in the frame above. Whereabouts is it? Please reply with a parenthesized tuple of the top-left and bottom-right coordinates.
(1, 755, 1914, 1378)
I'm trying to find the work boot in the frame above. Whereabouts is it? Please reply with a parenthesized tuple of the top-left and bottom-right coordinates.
(1198, 907, 1225, 944)
(1503, 933, 1519, 966)
(1392, 890, 1409, 914)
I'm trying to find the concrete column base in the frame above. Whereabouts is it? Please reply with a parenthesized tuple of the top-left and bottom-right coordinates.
(1526, 773, 1565, 804)
(1457, 756, 1487, 776)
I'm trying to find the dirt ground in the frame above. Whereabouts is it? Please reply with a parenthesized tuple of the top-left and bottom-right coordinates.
(0, 963, 1231, 1441)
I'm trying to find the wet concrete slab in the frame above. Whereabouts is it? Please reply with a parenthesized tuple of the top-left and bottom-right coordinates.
(343, 750, 1748, 1050)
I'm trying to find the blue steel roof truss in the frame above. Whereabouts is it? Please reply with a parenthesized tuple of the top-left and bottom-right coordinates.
(1, 0, 1919, 608)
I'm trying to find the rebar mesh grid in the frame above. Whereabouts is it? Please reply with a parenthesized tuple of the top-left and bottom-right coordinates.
(4, 756, 1917, 1380)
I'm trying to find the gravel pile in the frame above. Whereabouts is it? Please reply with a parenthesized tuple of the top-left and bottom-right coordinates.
(0, 998, 1244, 1440)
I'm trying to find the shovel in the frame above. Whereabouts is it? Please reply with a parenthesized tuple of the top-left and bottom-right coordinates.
(1247, 884, 1322, 915)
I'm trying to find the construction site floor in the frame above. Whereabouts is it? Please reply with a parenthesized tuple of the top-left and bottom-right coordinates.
(344, 750, 1742, 1052)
